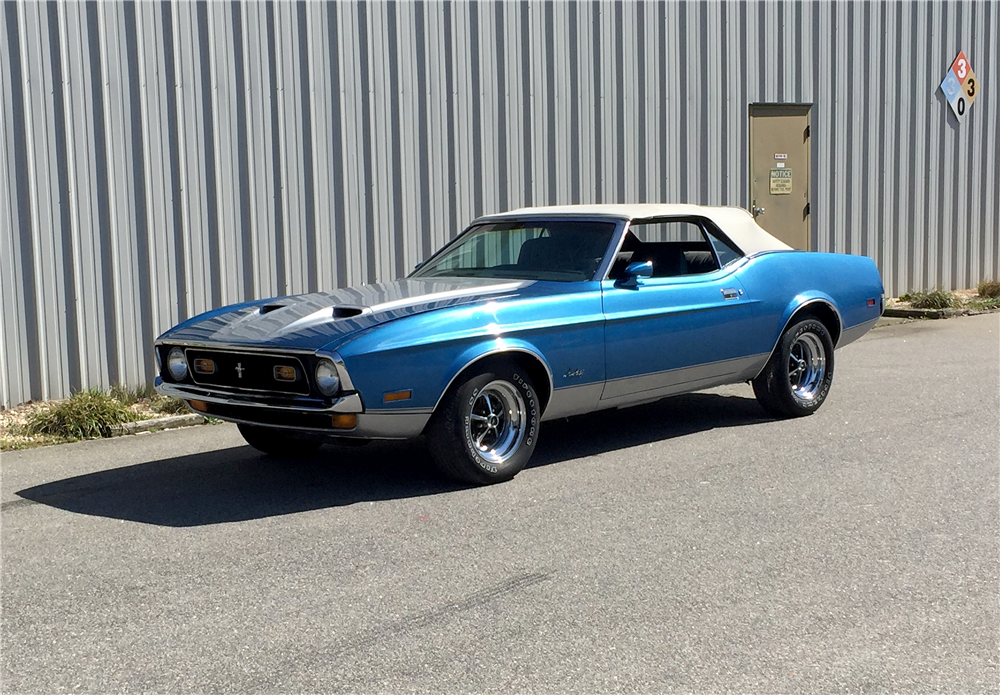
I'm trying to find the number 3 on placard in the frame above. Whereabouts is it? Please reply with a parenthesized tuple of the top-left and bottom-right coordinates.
(966, 78, 976, 98)
(956, 58, 968, 79)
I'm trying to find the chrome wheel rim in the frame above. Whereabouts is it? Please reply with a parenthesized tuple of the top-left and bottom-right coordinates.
(466, 380, 526, 464)
(788, 332, 827, 403)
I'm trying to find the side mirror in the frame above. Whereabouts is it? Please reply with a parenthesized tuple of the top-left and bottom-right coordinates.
(618, 260, 653, 289)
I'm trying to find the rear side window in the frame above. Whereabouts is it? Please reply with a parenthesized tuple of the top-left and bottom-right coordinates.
(704, 226, 743, 267)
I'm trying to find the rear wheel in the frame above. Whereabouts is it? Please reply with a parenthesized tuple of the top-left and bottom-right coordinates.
(238, 424, 323, 456)
(752, 318, 835, 417)
(428, 363, 540, 485)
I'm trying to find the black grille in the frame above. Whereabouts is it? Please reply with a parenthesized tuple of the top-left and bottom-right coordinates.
(186, 349, 310, 395)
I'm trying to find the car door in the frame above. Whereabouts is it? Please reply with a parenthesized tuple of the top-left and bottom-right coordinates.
(600, 217, 759, 404)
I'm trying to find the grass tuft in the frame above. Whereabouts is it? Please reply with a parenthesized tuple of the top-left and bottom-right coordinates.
(899, 288, 957, 310)
(27, 389, 140, 439)
(977, 279, 1000, 299)
(108, 382, 158, 406)
(966, 296, 1000, 311)
(151, 397, 190, 415)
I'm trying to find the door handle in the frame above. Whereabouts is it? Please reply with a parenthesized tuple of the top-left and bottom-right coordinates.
(721, 288, 741, 300)
(751, 204, 765, 218)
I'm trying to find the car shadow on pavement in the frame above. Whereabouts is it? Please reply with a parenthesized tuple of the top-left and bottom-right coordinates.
(15, 392, 770, 527)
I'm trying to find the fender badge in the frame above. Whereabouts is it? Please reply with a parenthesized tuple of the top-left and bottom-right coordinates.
(563, 368, 584, 378)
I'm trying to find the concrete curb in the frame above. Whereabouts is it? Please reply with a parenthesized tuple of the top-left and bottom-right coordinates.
(112, 413, 205, 436)
(883, 306, 1000, 320)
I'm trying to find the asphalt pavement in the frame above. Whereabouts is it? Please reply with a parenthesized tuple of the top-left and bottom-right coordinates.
(2, 314, 998, 693)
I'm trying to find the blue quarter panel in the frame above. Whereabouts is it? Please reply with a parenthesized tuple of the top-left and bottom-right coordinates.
(329, 282, 606, 412)
(735, 251, 884, 349)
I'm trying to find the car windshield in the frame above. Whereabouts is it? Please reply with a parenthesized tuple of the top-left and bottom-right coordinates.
(410, 220, 618, 282)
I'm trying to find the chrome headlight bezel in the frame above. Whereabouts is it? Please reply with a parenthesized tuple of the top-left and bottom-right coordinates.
(315, 359, 341, 396)
(166, 347, 188, 381)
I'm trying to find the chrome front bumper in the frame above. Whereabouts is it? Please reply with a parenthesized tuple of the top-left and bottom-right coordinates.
(154, 377, 430, 440)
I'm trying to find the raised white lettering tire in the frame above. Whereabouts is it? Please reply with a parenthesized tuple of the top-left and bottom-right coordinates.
(752, 318, 835, 417)
(428, 363, 540, 484)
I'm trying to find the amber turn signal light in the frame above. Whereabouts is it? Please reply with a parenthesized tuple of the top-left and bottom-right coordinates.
(188, 399, 210, 413)
(273, 365, 297, 381)
(383, 390, 412, 403)
(330, 414, 357, 429)
(193, 358, 216, 374)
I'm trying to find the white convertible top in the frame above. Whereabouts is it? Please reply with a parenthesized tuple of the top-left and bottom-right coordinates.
(478, 203, 793, 257)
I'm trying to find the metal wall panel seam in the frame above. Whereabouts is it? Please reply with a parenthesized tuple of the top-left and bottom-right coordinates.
(243, 3, 267, 298)
(280, 2, 304, 296)
(264, 1, 287, 295)
(0, 7, 23, 406)
(273, 3, 294, 296)
(868, 2, 884, 274)
(856, 0, 869, 257)
(367, 1, 389, 282)
(964, 1, 980, 291)
(898, 1, 915, 293)
(335, 2, 359, 289)
(705, 1, 720, 204)
(307, 2, 332, 288)
(832, 0, 847, 255)
(134, 2, 162, 345)
(881, 0, 897, 294)
(290, 2, 312, 294)
(934, 2, 953, 290)
(207, 2, 236, 307)
(952, 0, 967, 290)
(985, 1, 999, 281)
(171, 3, 194, 319)
(46, 2, 82, 393)
(68, 2, 102, 387)
(34, 2, 72, 395)
(723, 0, 738, 205)
(922, 3, 941, 291)
(617, 1, 635, 204)
(106, 2, 130, 384)
(17, 2, 50, 399)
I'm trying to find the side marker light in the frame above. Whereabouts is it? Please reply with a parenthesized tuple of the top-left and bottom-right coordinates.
(188, 400, 210, 413)
(384, 390, 412, 403)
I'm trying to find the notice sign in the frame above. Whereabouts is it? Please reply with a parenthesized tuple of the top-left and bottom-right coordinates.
(769, 168, 792, 195)
(940, 51, 979, 121)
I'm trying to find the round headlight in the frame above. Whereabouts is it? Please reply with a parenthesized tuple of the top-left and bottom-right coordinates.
(315, 359, 341, 396)
(167, 347, 189, 381)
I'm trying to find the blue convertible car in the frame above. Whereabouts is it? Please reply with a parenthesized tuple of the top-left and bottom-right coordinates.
(154, 204, 883, 484)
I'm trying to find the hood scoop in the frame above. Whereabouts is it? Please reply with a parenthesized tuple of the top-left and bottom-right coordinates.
(332, 306, 366, 319)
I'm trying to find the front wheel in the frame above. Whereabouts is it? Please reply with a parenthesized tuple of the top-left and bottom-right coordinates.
(238, 424, 323, 456)
(427, 363, 540, 485)
(752, 318, 835, 417)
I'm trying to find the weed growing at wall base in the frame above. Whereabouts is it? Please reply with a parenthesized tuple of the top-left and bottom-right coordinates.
(26, 389, 139, 439)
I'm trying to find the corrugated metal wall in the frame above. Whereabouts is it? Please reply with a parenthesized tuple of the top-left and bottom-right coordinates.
(2, 0, 997, 407)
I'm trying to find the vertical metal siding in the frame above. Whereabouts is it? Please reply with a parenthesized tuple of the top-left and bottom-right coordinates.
(1, 0, 998, 407)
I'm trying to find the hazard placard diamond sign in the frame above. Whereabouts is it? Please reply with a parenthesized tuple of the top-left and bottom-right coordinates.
(941, 51, 979, 122)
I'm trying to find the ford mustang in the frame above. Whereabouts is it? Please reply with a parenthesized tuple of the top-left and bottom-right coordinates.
(154, 204, 884, 484)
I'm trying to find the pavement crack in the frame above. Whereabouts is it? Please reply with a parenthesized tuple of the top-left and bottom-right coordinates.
(335, 570, 555, 655)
